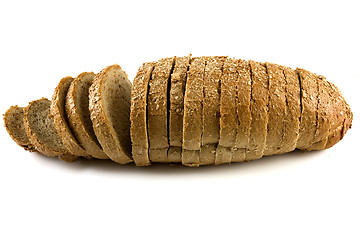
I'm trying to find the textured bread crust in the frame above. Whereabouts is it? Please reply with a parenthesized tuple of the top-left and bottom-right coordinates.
(50, 76, 89, 157)
(233, 59, 252, 162)
(202, 56, 226, 145)
(4, 106, 36, 152)
(24, 98, 76, 160)
(246, 61, 269, 160)
(278, 66, 301, 154)
(147, 57, 175, 163)
(263, 63, 286, 156)
(130, 62, 155, 166)
(199, 144, 216, 165)
(216, 58, 238, 164)
(89, 64, 132, 164)
(296, 68, 318, 149)
(182, 57, 206, 166)
(66, 72, 108, 159)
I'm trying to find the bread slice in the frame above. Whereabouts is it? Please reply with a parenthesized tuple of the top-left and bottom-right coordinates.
(296, 68, 318, 149)
(246, 61, 269, 160)
(263, 63, 286, 156)
(130, 62, 155, 166)
(199, 144, 216, 166)
(147, 57, 175, 163)
(89, 64, 132, 164)
(66, 72, 109, 159)
(168, 56, 191, 163)
(24, 98, 77, 161)
(4, 105, 36, 152)
(278, 66, 301, 154)
(216, 58, 238, 165)
(50, 76, 89, 158)
(182, 57, 206, 166)
(232, 59, 252, 162)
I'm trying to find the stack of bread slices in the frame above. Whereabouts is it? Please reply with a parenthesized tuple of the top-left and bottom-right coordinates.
(4, 56, 353, 167)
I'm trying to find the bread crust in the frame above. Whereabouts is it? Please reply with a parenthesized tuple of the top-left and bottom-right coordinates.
(182, 57, 206, 166)
(130, 62, 155, 166)
(147, 57, 175, 163)
(296, 68, 318, 149)
(66, 72, 108, 159)
(24, 98, 76, 160)
(263, 63, 286, 156)
(246, 61, 269, 160)
(4, 106, 36, 152)
(50, 76, 90, 157)
(89, 64, 132, 164)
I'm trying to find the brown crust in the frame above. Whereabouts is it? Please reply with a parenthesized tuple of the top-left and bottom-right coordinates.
(89, 64, 132, 164)
(50, 76, 89, 157)
(182, 57, 206, 166)
(24, 98, 76, 159)
(130, 62, 155, 166)
(66, 72, 108, 159)
(264, 63, 286, 156)
(4, 105, 37, 152)
(296, 68, 318, 149)
(278, 66, 301, 154)
(199, 144, 216, 165)
(246, 61, 269, 160)
(148, 57, 175, 163)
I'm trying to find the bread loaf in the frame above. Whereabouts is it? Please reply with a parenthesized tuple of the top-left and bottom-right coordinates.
(4, 56, 353, 167)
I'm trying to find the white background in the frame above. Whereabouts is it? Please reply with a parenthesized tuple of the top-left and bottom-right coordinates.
(0, 0, 359, 239)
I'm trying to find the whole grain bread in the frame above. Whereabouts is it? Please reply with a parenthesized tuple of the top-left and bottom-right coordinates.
(130, 62, 155, 166)
(50, 76, 90, 158)
(4, 105, 36, 152)
(147, 57, 175, 163)
(246, 61, 269, 160)
(89, 64, 132, 164)
(66, 72, 109, 159)
(24, 98, 77, 161)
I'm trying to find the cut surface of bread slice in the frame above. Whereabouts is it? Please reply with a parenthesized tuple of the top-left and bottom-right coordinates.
(24, 98, 76, 161)
(182, 57, 206, 166)
(66, 72, 109, 159)
(278, 66, 301, 154)
(147, 57, 175, 163)
(216, 58, 238, 165)
(296, 68, 318, 149)
(263, 63, 286, 156)
(246, 61, 269, 160)
(89, 64, 132, 164)
(51, 76, 89, 158)
(130, 62, 155, 166)
(233, 59, 252, 162)
(4, 105, 36, 152)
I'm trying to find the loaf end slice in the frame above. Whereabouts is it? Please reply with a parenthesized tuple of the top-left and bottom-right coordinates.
(66, 72, 109, 159)
(24, 98, 77, 161)
(50, 76, 90, 157)
(89, 64, 133, 164)
(4, 105, 36, 152)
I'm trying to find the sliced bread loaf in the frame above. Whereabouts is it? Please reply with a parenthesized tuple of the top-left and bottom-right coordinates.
(50, 76, 90, 157)
(24, 98, 77, 161)
(4, 105, 36, 152)
(66, 72, 109, 159)
(89, 64, 132, 164)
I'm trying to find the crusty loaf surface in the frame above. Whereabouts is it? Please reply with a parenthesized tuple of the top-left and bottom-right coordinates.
(246, 61, 269, 160)
(168, 56, 191, 163)
(263, 63, 286, 156)
(147, 57, 175, 163)
(4, 105, 36, 152)
(278, 66, 301, 154)
(182, 57, 206, 166)
(130, 62, 155, 166)
(66, 72, 109, 159)
(24, 98, 76, 160)
(50, 76, 89, 157)
(89, 64, 132, 164)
